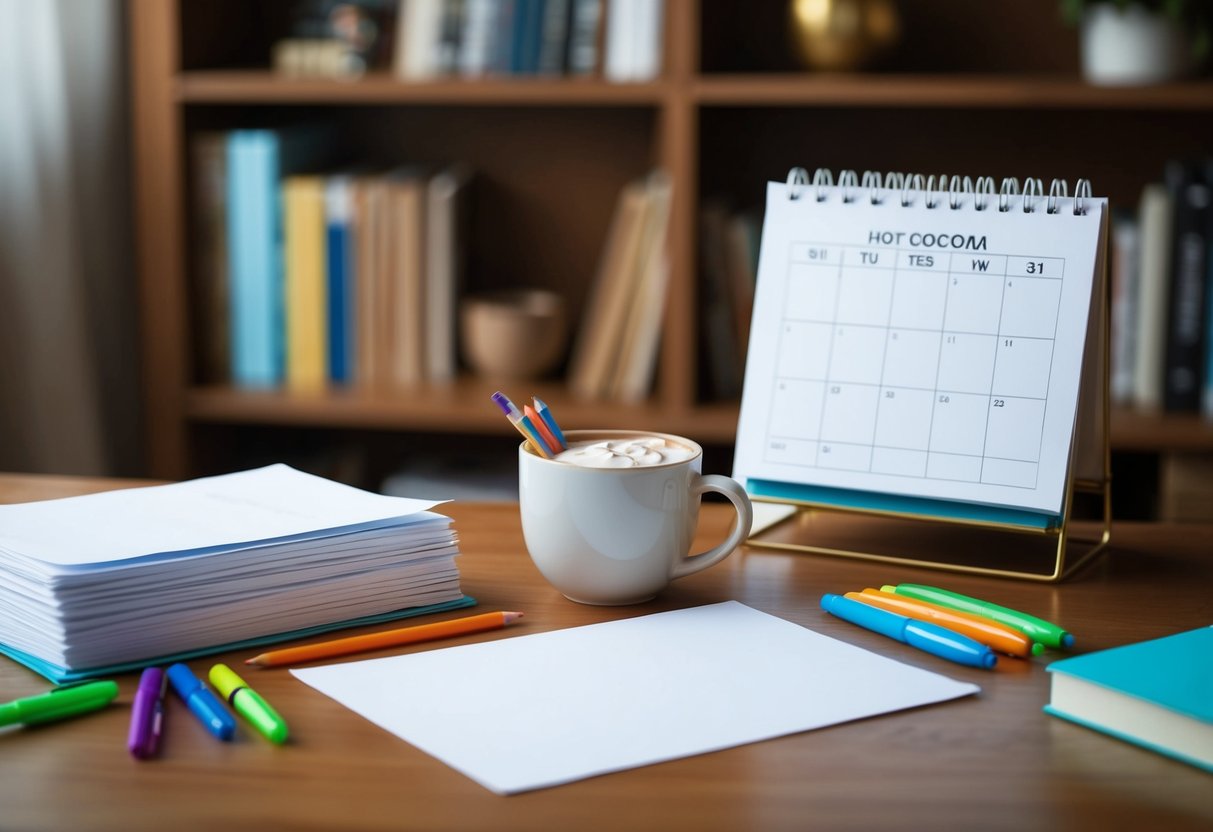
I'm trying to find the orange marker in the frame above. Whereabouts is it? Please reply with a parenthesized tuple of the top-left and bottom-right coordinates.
(524, 404, 561, 456)
(245, 611, 525, 667)
(846, 589, 1041, 658)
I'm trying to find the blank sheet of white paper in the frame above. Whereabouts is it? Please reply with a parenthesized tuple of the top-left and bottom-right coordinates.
(292, 601, 979, 794)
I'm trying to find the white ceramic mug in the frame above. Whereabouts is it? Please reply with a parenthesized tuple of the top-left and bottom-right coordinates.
(519, 430, 754, 605)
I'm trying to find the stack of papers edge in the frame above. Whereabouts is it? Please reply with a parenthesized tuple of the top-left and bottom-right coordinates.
(0, 465, 475, 683)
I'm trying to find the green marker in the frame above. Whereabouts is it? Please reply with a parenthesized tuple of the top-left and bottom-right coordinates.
(0, 680, 119, 727)
(208, 663, 288, 744)
(882, 584, 1074, 650)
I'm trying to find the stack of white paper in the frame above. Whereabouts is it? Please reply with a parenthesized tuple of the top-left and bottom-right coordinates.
(0, 465, 471, 682)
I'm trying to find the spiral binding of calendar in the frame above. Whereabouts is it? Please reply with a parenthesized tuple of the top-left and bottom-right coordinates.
(784, 168, 1093, 216)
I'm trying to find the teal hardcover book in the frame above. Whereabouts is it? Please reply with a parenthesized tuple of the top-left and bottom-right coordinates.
(1044, 626, 1213, 773)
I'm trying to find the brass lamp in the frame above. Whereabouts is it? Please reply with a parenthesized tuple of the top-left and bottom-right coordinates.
(788, 0, 901, 71)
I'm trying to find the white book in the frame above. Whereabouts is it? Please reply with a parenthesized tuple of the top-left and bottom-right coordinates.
(458, 0, 495, 76)
(611, 172, 672, 401)
(424, 165, 472, 382)
(603, 0, 635, 82)
(1109, 213, 1140, 404)
(396, 0, 446, 79)
(1132, 183, 1172, 410)
(630, 0, 664, 81)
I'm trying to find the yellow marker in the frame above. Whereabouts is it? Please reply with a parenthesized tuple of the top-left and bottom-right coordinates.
(208, 663, 289, 744)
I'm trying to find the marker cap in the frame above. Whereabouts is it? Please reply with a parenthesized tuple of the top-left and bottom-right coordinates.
(209, 663, 288, 745)
(167, 663, 235, 740)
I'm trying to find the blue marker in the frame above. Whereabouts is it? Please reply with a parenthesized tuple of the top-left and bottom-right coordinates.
(820, 593, 997, 670)
(166, 663, 236, 740)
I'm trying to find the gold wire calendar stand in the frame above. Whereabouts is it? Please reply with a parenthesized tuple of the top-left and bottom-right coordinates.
(744, 473, 1111, 582)
(744, 186, 1113, 582)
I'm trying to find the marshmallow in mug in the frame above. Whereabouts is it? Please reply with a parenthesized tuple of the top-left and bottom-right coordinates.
(553, 437, 695, 468)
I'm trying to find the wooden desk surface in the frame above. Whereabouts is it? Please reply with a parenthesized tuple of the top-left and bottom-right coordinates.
(1, 475, 1211, 831)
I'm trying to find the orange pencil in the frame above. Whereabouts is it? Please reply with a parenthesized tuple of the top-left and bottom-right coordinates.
(245, 611, 525, 667)
(524, 404, 561, 455)
(846, 589, 1041, 657)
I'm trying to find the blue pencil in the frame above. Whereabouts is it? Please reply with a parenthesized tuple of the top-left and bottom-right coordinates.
(532, 397, 567, 451)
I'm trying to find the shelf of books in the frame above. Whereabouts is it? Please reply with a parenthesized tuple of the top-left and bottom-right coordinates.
(132, 0, 1213, 512)
(1110, 161, 1213, 426)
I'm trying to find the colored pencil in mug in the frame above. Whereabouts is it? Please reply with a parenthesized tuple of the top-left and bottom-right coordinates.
(532, 397, 567, 451)
(524, 404, 561, 455)
(491, 391, 554, 457)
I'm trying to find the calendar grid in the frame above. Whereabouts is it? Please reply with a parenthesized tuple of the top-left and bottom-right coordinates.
(869, 242, 906, 474)
(975, 256, 1011, 483)
(811, 248, 845, 469)
(764, 241, 1067, 490)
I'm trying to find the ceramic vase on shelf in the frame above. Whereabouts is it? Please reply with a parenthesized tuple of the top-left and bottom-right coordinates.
(788, 0, 901, 72)
(460, 289, 566, 381)
(1079, 4, 1195, 85)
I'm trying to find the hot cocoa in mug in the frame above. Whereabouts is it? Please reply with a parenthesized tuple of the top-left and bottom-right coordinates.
(518, 430, 753, 605)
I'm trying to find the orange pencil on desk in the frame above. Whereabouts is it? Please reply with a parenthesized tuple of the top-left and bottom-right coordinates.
(846, 589, 1041, 658)
(245, 611, 525, 667)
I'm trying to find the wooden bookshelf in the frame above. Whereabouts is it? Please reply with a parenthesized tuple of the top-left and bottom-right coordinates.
(176, 72, 673, 105)
(693, 75, 1213, 110)
(1109, 408, 1213, 453)
(177, 72, 1213, 111)
(185, 381, 743, 440)
(129, 0, 1213, 491)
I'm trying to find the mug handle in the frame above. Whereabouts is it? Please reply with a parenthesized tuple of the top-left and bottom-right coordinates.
(670, 474, 754, 580)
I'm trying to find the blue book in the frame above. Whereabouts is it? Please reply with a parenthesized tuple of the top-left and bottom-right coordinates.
(227, 130, 285, 387)
(1044, 626, 1213, 772)
(489, 0, 517, 74)
(517, 0, 546, 73)
(1202, 162, 1213, 419)
(325, 177, 356, 384)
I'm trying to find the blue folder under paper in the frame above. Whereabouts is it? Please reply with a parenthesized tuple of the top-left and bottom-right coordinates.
(1, 596, 477, 685)
(747, 479, 1058, 530)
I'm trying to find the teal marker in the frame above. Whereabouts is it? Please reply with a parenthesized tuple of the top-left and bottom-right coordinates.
(883, 584, 1074, 649)
(0, 680, 119, 727)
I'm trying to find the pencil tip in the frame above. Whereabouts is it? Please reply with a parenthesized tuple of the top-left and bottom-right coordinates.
(503, 611, 524, 624)
(244, 657, 261, 666)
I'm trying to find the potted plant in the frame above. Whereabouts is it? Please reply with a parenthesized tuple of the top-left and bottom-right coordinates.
(1062, 0, 1211, 84)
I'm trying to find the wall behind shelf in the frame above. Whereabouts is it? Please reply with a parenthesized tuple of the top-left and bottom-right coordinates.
(700, 0, 1081, 75)
(698, 107, 1213, 215)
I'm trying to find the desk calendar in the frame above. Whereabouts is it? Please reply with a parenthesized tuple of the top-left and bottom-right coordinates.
(734, 170, 1110, 578)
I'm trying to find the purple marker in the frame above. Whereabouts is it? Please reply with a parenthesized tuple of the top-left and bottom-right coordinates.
(128, 667, 166, 760)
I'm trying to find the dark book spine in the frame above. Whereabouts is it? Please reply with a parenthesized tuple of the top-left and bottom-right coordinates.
(1162, 160, 1212, 411)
